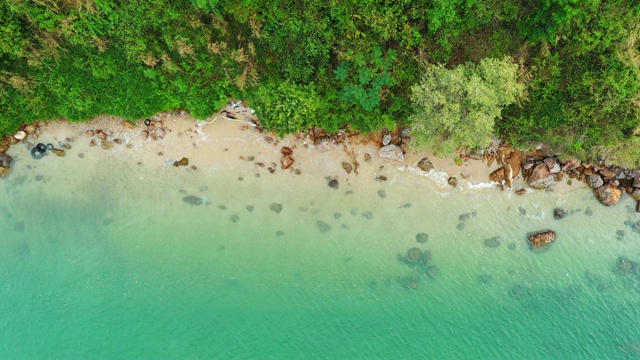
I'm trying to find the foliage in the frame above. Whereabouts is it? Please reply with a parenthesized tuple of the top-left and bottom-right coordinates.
(252, 82, 326, 135)
(410, 58, 524, 155)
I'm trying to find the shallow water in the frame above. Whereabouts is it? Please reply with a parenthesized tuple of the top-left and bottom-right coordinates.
(2, 151, 640, 359)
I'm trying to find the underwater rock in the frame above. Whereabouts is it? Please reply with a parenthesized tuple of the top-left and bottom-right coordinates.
(182, 195, 203, 206)
(420, 250, 432, 265)
(515, 188, 526, 195)
(400, 276, 420, 289)
(377, 189, 386, 198)
(174, 157, 189, 167)
(615, 256, 637, 275)
(616, 230, 625, 240)
(333, 212, 342, 219)
(484, 236, 501, 248)
(406, 247, 422, 263)
(416, 232, 428, 243)
(553, 208, 568, 220)
(328, 179, 339, 189)
(425, 265, 439, 279)
(246, 205, 254, 213)
(316, 220, 331, 233)
(361, 211, 373, 220)
(0, 165, 10, 178)
(448, 177, 458, 187)
(51, 148, 65, 157)
(375, 175, 387, 182)
(363, 153, 372, 162)
(101, 140, 113, 150)
(269, 203, 283, 213)
(230, 214, 240, 223)
(528, 230, 556, 250)
(478, 274, 493, 285)
(456, 222, 465, 231)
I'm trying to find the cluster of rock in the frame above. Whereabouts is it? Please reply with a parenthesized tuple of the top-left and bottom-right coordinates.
(486, 143, 640, 208)
(396, 233, 439, 289)
(615, 256, 640, 277)
(86, 128, 127, 150)
(138, 119, 169, 141)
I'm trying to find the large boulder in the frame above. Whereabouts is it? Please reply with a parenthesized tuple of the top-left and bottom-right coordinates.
(528, 230, 556, 250)
(528, 163, 556, 189)
(378, 144, 404, 162)
(490, 167, 505, 183)
(543, 157, 561, 174)
(594, 185, 622, 206)
(562, 159, 581, 172)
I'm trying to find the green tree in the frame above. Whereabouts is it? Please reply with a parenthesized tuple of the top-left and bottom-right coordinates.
(410, 57, 524, 155)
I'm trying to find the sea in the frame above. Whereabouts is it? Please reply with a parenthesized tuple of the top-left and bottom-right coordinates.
(2, 139, 640, 359)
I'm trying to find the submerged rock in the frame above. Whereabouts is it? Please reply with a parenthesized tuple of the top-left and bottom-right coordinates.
(416, 232, 428, 243)
(182, 195, 203, 206)
(174, 157, 189, 167)
(377, 189, 386, 198)
(483, 236, 501, 248)
(416, 157, 434, 172)
(407, 247, 422, 263)
(51, 148, 65, 157)
(341, 162, 353, 174)
(553, 208, 568, 220)
(269, 203, 283, 213)
(328, 179, 339, 189)
(316, 220, 331, 233)
(361, 211, 373, 220)
(246, 205, 254, 213)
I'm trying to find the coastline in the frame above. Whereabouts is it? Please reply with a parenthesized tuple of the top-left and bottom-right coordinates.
(0, 106, 587, 199)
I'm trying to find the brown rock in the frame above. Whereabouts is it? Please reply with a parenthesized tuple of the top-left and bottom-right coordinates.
(121, 121, 136, 130)
(528, 230, 556, 250)
(630, 188, 640, 201)
(86, 130, 95, 136)
(174, 157, 189, 167)
(490, 167, 505, 183)
(562, 159, 581, 172)
(448, 177, 458, 187)
(599, 167, 618, 179)
(363, 153, 371, 162)
(341, 162, 353, 174)
(594, 185, 622, 206)
(280, 155, 294, 170)
(51, 149, 65, 157)
(96, 130, 107, 140)
(516, 188, 526, 195)
(61, 143, 72, 149)
(113, 138, 123, 144)
(89, 139, 97, 147)
(24, 124, 37, 134)
(528, 163, 556, 189)
(101, 140, 113, 150)
(508, 150, 522, 178)
(280, 146, 293, 156)
(416, 157, 434, 172)
(0, 165, 10, 178)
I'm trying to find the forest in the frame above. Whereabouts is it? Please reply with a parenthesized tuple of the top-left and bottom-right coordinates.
(1, 0, 639, 165)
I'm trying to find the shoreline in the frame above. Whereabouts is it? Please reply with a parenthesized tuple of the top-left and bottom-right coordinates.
(0, 105, 603, 203)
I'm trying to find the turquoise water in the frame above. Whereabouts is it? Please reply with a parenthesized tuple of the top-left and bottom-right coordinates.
(2, 153, 640, 359)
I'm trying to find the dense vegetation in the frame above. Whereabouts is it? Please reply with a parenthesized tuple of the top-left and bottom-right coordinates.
(1, 0, 639, 165)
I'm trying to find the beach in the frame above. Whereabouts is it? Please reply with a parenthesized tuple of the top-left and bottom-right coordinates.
(1, 110, 640, 359)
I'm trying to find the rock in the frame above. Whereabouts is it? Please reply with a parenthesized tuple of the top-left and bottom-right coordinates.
(316, 220, 331, 233)
(382, 134, 392, 146)
(508, 150, 522, 178)
(615, 256, 636, 275)
(544, 157, 561, 173)
(594, 185, 622, 206)
(378, 144, 404, 162)
(516, 188, 526, 195)
(86, 130, 95, 136)
(13, 131, 26, 140)
(553, 208, 567, 219)
(280, 146, 293, 156)
(363, 153, 371, 162)
(89, 139, 97, 147)
(377, 189, 386, 198)
(328, 179, 339, 189)
(375, 175, 387, 182)
(484, 236, 501, 248)
(121, 121, 136, 130)
(528, 230, 556, 250)
(448, 177, 458, 187)
(61, 143, 72, 149)
(281, 155, 294, 169)
(96, 131, 107, 140)
(562, 159, 581, 172)
(633, 171, 640, 188)
(246, 205, 254, 212)
(425, 266, 439, 279)
(113, 138, 123, 145)
(51, 149, 65, 157)
(588, 174, 604, 189)
(600, 167, 618, 179)
(0, 154, 13, 167)
(632, 189, 640, 202)
(416, 233, 428, 243)
(341, 162, 353, 174)
(528, 163, 556, 189)
(407, 247, 422, 263)
(490, 167, 505, 183)
(101, 140, 113, 150)
(315, 137, 338, 152)
(174, 157, 189, 167)
(0, 165, 10, 178)
(416, 157, 434, 172)
(24, 124, 36, 134)
(269, 203, 283, 213)
(361, 211, 373, 220)
(182, 195, 203, 206)
(267, 167, 275, 174)
(294, 169, 302, 175)
(636, 201, 640, 213)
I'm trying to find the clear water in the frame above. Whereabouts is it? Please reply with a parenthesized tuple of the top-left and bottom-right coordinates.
(2, 152, 640, 359)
